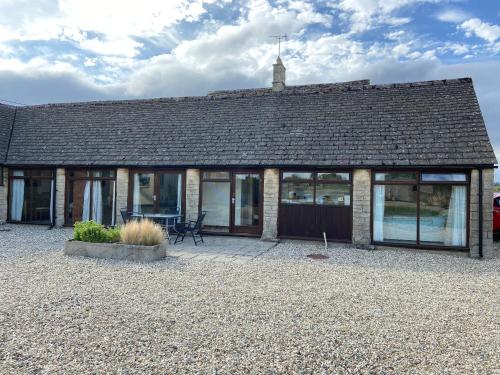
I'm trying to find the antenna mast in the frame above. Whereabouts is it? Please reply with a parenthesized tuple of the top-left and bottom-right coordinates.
(269, 34, 288, 57)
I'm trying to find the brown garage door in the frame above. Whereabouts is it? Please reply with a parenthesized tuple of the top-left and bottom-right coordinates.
(278, 171, 352, 241)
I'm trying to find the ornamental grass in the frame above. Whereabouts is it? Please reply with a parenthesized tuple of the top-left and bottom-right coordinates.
(120, 220, 164, 246)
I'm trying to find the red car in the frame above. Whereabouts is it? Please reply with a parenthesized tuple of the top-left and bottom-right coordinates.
(494, 193, 500, 236)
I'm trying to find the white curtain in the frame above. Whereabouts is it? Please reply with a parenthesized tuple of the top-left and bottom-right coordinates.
(111, 181, 116, 226)
(445, 186, 466, 246)
(177, 174, 182, 214)
(133, 173, 141, 213)
(10, 171, 25, 221)
(373, 185, 386, 242)
(82, 181, 91, 221)
(92, 180, 103, 224)
(49, 180, 54, 224)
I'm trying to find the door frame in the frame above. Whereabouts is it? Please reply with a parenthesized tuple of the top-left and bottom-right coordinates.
(199, 169, 264, 236)
(127, 169, 186, 217)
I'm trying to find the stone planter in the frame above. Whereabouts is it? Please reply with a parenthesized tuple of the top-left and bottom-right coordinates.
(64, 240, 167, 262)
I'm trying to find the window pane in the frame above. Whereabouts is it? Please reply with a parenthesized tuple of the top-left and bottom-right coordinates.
(92, 170, 115, 178)
(235, 174, 260, 226)
(373, 185, 417, 244)
(69, 170, 89, 178)
(316, 184, 351, 206)
(30, 179, 53, 223)
(132, 173, 155, 214)
(30, 169, 53, 178)
(12, 170, 24, 177)
(158, 173, 182, 215)
(421, 173, 466, 182)
(317, 172, 350, 181)
(202, 171, 230, 180)
(91, 180, 115, 225)
(495, 197, 500, 207)
(9, 178, 53, 223)
(202, 181, 230, 228)
(281, 182, 314, 204)
(419, 185, 466, 246)
(375, 172, 417, 182)
(282, 172, 313, 181)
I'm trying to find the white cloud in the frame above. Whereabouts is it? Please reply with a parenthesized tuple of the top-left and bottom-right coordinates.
(0, 0, 211, 56)
(440, 42, 469, 55)
(332, 0, 439, 33)
(435, 8, 470, 23)
(460, 18, 500, 43)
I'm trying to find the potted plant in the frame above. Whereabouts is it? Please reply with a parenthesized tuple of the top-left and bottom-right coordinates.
(64, 220, 166, 262)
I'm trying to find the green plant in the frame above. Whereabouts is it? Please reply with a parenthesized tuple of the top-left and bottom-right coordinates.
(120, 220, 164, 246)
(73, 221, 121, 243)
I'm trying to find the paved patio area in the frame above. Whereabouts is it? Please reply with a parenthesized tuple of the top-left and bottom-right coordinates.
(168, 235, 278, 262)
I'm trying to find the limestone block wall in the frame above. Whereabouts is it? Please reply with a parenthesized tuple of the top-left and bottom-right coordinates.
(55, 168, 66, 227)
(0, 167, 8, 222)
(352, 169, 371, 245)
(261, 168, 280, 241)
(115, 168, 129, 224)
(470, 168, 496, 258)
(185, 169, 200, 221)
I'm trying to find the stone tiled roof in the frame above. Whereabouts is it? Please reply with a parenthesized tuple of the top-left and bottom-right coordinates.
(5, 78, 497, 167)
(0, 103, 15, 164)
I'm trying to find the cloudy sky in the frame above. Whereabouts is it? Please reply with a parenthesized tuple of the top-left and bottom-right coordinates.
(0, 0, 498, 179)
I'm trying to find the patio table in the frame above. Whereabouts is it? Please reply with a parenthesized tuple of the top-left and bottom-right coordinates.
(131, 213, 182, 243)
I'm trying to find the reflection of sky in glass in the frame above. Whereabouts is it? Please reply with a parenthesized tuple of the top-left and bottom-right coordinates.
(421, 174, 466, 182)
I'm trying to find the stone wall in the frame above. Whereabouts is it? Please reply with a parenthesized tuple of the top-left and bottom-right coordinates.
(185, 169, 200, 221)
(115, 168, 129, 224)
(470, 168, 496, 258)
(0, 167, 7, 222)
(261, 168, 279, 241)
(352, 169, 371, 245)
(55, 168, 65, 226)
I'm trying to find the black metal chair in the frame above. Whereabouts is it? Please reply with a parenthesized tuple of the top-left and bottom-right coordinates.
(174, 211, 206, 245)
(120, 208, 142, 223)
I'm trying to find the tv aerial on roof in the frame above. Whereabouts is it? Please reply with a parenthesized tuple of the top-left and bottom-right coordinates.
(269, 34, 288, 57)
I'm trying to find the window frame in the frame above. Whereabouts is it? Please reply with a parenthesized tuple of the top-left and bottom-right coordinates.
(371, 170, 470, 250)
(65, 168, 117, 226)
(127, 168, 186, 217)
(280, 170, 353, 207)
(7, 167, 56, 224)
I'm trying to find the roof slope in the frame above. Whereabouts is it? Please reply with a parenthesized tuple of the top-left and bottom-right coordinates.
(5, 78, 497, 167)
(0, 103, 15, 164)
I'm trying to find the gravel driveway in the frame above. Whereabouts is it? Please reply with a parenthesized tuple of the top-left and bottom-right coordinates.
(0, 225, 499, 374)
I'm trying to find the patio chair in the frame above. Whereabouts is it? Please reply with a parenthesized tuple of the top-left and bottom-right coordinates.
(120, 208, 142, 223)
(174, 211, 206, 246)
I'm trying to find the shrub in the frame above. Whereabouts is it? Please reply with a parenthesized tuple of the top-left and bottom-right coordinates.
(74, 221, 121, 243)
(120, 220, 164, 246)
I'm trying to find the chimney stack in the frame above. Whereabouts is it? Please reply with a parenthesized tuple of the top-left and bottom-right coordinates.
(272, 56, 286, 91)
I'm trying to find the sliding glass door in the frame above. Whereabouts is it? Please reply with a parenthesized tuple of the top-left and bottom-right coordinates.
(129, 170, 184, 215)
(200, 171, 262, 235)
(9, 169, 55, 224)
(66, 169, 116, 226)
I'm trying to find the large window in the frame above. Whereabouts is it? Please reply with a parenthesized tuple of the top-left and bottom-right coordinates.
(9, 169, 55, 224)
(66, 169, 116, 226)
(373, 172, 468, 247)
(130, 170, 183, 215)
(281, 171, 351, 206)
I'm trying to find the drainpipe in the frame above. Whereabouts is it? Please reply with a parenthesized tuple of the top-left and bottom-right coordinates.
(478, 169, 483, 258)
(49, 178, 56, 230)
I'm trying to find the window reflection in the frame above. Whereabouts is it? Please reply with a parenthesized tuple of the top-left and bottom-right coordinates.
(373, 185, 417, 244)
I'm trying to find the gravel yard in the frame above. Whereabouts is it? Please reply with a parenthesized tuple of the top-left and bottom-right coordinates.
(0, 225, 499, 374)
